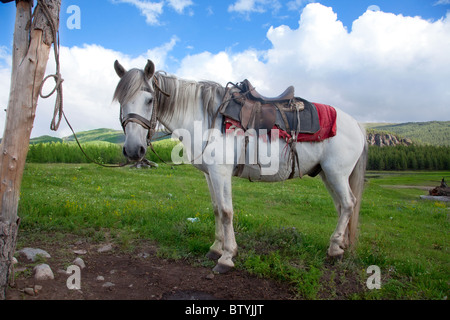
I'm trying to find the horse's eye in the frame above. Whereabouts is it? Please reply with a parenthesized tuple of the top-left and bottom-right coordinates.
(147, 98, 153, 105)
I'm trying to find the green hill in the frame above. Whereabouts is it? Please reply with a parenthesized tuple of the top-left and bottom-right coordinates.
(62, 128, 125, 144)
(30, 135, 63, 144)
(364, 121, 450, 146)
(30, 128, 169, 145)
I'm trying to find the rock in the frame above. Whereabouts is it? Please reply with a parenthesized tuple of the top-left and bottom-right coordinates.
(73, 249, 87, 255)
(24, 287, 35, 296)
(73, 257, 86, 269)
(102, 282, 115, 289)
(33, 264, 54, 281)
(19, 248, 51, 262)
(97, 244, 113, 253)
(96, 275, 105, 282)
(205, 273, 215, 280)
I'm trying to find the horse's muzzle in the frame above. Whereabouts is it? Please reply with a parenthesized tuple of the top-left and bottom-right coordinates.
(123, 144, 147, 161)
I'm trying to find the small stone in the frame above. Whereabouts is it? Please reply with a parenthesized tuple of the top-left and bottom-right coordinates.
(73, 249, 87, 255)
(102, 282, 115, 289)
(19, 248, 51, 262)
(57, 269, 70, 275)
(12, 257, 18, 265)
(33, 264, 54, 281)
(205, 273, 215, 280)
(96, 275, 105, 282)
(24, 287, 35, 296)
(73, 257, 86, 269)
(97, 244, 113, 253)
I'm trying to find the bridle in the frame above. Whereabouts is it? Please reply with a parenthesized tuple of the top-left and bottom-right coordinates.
(120, 77, 170, 146)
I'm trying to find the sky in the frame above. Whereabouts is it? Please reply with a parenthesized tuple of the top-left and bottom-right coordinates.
(0, 0, 449, 138)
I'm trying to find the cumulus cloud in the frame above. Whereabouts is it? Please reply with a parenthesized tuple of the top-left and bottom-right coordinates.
(177, 3, 450, 123)
(2, 3, 449, 139)
(0, 37, 178, 138)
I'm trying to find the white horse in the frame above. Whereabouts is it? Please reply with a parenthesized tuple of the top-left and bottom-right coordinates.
(113, 60, 368, 273)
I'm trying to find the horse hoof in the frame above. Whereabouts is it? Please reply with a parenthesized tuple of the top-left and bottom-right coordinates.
(206, 250, 222, 261)
(326, 252, 344, 262)
(212, 263, 233, 274)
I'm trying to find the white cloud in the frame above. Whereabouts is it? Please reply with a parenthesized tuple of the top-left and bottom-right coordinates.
(113, 0, 164, 25)
(2, 3, 449, 139)
(167, 0, 194, 14)
(0, 38, 178, 138)
(434, 0, 450, 5)
(286, 0, 314, 11)
(113, 0, 194, 25)
(177, 3, 450, 123)
(228, 0, 281, 14)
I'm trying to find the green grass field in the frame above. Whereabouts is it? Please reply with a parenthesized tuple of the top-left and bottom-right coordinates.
(17, 163, 449, 299)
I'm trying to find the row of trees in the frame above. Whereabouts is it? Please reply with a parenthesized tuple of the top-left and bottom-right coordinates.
(367, 145, 450, 171)
(27, 141, 450, 171)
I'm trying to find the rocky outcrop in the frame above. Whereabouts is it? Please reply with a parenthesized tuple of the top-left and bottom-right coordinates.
(367, 132, 413, 147)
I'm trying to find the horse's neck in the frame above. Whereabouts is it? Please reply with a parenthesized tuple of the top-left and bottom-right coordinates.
(156, 76, 218, 135)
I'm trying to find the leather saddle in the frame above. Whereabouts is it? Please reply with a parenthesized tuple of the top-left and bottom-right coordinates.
(221, 79, 320, 135)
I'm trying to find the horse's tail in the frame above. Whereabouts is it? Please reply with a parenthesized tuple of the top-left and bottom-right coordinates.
(347, 126, 368, 246)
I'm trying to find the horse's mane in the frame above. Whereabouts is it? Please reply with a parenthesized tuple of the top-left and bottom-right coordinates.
(154, 72, 226, 124)
(113, 68, 226, 129)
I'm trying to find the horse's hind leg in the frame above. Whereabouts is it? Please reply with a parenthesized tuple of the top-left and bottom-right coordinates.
(204, 173, 223, 260)
(320, 171, 356, 258)
(320, 172, 350, 249)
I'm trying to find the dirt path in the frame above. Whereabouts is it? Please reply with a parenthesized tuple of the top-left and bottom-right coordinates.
(6, 236, 295, 300)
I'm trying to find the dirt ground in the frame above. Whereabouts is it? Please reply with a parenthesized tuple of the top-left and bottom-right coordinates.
(6, 235, 296, 301)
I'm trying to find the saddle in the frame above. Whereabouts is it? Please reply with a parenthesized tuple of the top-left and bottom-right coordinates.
(221, 79, 320, 135)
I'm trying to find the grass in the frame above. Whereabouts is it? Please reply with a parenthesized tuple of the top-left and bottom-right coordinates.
(17, 164, 449, 299)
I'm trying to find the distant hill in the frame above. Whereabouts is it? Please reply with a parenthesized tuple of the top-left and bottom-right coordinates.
(364, 121, 450, 147)
(62, 128, 125, 144)
(29, 135, 63, 145)
(29, 128, 169, 145)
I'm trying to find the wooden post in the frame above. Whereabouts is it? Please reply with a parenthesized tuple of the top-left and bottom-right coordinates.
(0, 0, 61, 299)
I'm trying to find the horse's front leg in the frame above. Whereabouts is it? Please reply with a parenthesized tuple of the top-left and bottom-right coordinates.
(206, 167, 237, 273)
(204, 173, 223, 260)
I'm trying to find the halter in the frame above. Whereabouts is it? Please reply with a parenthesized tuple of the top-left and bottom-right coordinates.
(120, 77, 170, 146)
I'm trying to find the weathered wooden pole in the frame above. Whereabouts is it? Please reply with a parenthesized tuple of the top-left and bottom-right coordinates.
(0, 0, 61, 299)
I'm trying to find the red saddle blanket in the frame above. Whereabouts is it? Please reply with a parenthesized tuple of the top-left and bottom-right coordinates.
(225, 103, 337, 143)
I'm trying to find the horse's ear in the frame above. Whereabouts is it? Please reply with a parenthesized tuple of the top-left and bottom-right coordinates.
(114, 60, 126, 78)
(144, 60, 155, 81)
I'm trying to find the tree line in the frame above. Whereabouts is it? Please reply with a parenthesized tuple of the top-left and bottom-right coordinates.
(367, 145, 450, 171)
(26, 141, 450, 171)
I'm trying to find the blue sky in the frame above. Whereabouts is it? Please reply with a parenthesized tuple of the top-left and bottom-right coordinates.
(1, 0, 450, 138)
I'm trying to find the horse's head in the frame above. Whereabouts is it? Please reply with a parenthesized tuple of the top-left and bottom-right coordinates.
(113, 60, 156, 161)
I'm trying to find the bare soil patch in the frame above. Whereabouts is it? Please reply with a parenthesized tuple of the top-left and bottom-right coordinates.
(6, 235, 296, 300)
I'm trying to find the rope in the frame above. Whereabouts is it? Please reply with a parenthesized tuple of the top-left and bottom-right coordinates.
(35, 0, 64, 131)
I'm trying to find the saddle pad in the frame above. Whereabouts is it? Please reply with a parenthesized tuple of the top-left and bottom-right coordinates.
(275, 98, 320, 134)
(225, 103, 337, 143)
(291, 103, 337, 142)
